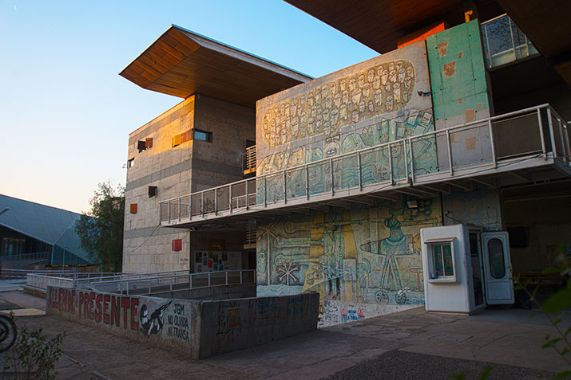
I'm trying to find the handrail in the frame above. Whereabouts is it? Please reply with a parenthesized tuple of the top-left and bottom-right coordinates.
(88, 269, 256, 296)
(160, 104, 569, 224)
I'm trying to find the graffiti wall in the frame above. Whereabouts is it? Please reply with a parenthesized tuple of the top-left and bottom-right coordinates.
(47, 287, 318, 358)
(47, 287, 194, 351)
(255, 41, 435, 179)
(256, 196, 441, 327)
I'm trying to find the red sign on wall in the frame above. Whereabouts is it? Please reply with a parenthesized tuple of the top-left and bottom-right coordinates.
(172, 239, 182, 252)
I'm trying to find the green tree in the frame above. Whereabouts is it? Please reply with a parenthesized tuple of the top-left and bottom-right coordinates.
(76, 182, 124, 272)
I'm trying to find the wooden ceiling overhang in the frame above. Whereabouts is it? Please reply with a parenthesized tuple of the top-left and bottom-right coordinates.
(120, 25, 311, 107)
(285, 0, 465, 54)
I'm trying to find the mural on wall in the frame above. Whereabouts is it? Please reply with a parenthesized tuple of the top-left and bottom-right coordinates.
(255, 42, 438, 207)
(256, 196, 441, 327)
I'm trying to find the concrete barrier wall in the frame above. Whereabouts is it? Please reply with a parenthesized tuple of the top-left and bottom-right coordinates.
(46, 286, 199, 355)
(199, 293, 320, 358)
(46, 286, 318, 359)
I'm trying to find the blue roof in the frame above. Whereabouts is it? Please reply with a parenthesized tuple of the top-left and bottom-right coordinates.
(0, 194, 93, 264)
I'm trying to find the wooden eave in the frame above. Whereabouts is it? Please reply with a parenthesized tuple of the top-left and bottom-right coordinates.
(285, 0, 465, 53)
(120, 25, 311, 107)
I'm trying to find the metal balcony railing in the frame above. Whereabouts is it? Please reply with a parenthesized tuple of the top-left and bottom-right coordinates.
(481, 14, 539, 69)
(160, 104, 570, 225)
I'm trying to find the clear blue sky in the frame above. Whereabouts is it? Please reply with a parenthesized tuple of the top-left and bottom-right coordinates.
(0, 0, 377, 213)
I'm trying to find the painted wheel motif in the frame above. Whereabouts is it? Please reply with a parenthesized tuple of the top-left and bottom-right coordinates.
(375, 290, 389, 304)
(395, 291, 408, 305)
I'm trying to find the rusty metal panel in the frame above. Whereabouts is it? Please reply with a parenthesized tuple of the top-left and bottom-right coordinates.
(427, 20, 491, 129)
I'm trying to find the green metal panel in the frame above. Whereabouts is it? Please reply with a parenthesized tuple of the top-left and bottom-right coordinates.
(427, 20, 490, 127)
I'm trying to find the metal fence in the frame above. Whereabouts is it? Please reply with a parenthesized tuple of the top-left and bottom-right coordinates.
(160, 104, 570, 224)
(88, 269, 256, 296)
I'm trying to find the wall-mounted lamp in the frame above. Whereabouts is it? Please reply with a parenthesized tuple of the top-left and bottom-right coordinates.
(406, 200, 419, 209)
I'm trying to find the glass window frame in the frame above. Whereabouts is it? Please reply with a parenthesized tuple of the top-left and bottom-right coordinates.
(427, 239, 457, 283)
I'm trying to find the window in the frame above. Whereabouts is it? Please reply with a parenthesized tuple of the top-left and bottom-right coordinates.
(487, 238, 506, 279)
(129, 203, 138, 214)
(193, 129, 212, 142)
(172, 130, 192, 147)
(481, 14, 539, 69)
(427, 240, 456, 282)
(127, 158, 135, 169)
(137, 137, 153, 152)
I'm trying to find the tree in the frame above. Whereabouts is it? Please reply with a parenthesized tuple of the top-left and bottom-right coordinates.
(76, 182, 124, 272)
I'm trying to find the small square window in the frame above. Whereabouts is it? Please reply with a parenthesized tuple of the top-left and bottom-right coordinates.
(129, 203, 138, 214)
(427, 240, 456, 282)
(127, 158, 135, 168)
(193, 129, 212, 142)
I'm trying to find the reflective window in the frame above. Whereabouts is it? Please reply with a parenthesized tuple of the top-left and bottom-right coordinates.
(488, 238, 506, 279)
(431, 242, 454, 278)
(481, 14, 539, 69)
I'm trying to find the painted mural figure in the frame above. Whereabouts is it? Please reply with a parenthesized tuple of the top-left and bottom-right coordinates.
(360, 217, 414, 304)
(140, 300, 172, 336)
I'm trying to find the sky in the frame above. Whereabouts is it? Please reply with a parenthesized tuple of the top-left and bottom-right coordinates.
(0, 0, 377, 213)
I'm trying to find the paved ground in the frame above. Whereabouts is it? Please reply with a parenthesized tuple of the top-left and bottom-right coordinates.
(0, 287, 569, 379)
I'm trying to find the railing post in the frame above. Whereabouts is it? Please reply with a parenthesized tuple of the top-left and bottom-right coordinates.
(388, 145, 394, 184)
(214, 188, 218, 215)
(225, 271, 229, 286)
(330, 159, 335, 195)
(240, 270, 243, 285)
(264, 176, 267, 207)
(229, 184, 232, 214)
(446, 129, 453, 175)
(201, 191, 205, 217)
(547, 107, 557, 158)
(283, 171, 287, 204)
(488, 119, 497, 168)
(409, 138, 415, 184)
(403, 139, 409, 182)
(178, 197, 181, 222)
(564, 125, 571, 163)
(189, 273, 193, 289)
(537, 107, 547, 159)
(208, 272, 211, 287)
(246, 179, 250, 210)
(357, 152, 362, 190)
(188, 198, 192, 220)
(305, 165, 310, 200)
(557, 118, 566, 160)
(168, 201, 171, 223)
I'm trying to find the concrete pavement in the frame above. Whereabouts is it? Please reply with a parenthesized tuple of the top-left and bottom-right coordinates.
(0, 287, 568, 379)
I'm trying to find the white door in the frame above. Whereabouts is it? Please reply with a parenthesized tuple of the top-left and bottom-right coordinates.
(482, 232, 514, 305)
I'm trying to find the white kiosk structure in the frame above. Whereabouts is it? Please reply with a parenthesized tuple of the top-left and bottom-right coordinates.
(420, 224, 514, 313)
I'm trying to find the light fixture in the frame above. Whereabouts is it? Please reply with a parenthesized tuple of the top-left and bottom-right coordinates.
(406, 200, 418, 209)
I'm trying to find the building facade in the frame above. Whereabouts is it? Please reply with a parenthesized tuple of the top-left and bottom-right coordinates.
(127, 2, 571, 326)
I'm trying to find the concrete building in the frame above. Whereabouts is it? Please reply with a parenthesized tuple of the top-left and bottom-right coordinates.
(126, 2, 571, 326)
(0, 194, 94, 268)
(121, 26, 310, 273)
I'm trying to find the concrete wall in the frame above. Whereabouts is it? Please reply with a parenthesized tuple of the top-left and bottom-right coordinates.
(123, 95, 255, 274)
(123, 97, 196, 273)
(46, 286, 318, 359)
(198, 293, 319, 358)
(443, 188, 503, 231)
(191, 95, 255, 191)
(256, 195, 441, 327)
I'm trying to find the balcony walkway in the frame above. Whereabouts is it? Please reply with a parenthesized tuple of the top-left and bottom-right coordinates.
(160, 104, 571, 229)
